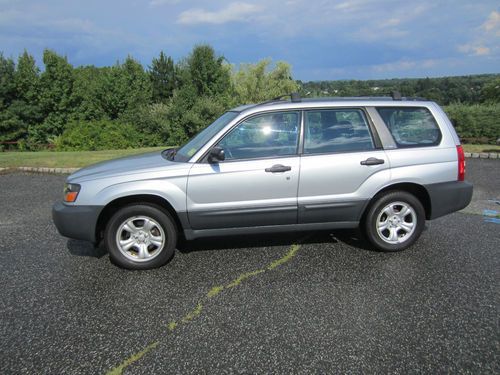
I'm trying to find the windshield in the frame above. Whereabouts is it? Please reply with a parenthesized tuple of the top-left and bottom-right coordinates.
(169, 111, 239, 162)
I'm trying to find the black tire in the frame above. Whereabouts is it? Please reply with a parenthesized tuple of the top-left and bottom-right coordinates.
(364, 191, 425, 252)
(104, 204, 177, 269)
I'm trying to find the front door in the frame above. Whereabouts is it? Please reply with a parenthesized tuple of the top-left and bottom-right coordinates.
(187, 111, 301, 230)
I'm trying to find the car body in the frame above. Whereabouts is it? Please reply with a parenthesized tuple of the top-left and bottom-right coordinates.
(53, 94, 473, 269)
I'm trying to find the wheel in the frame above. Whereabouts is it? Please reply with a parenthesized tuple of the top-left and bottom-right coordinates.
(364, 191, 425, 252)
(104, 204, 177, 269)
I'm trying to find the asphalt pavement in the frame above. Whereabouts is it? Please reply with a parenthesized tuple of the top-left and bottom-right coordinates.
(0, 159, 498, 374)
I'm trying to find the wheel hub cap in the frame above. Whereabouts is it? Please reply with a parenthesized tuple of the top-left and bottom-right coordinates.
(376, 201, 417, 244)
(115, 216, 166, 262)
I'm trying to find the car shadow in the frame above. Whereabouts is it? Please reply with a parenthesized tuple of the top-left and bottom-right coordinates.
(65, 229, 376, 258)
(67, 239, 107, 258)
(178, 229, 376, 253)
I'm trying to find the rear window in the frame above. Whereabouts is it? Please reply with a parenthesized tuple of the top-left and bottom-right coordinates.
(376, 107, 441, 148)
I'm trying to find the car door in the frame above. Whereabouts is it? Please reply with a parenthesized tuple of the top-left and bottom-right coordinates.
(298, 108, 390, 223)
(187, 111, 301, 230)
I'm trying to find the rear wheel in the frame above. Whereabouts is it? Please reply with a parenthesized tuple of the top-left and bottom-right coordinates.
(364, 191, 425, 252)
(105, 204, 177, 269)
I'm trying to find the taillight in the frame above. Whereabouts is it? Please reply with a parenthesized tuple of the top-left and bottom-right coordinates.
(457, 145, 465, 181)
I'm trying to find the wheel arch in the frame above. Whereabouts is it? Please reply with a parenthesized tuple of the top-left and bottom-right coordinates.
(95, 194, 187, 244)
(362, 182, 432, 222)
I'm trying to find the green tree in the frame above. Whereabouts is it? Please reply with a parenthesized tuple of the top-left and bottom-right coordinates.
(33, 49, 74, 144)
(481, 78, 500, 103)
(186, 44, 231, 97)
(0, 53, 16, 109)
(11, 51, 43, 145)
(232, 59, 299, 103)
(70, 66, 108, 121)
(0, 53, 21, 145)
(150, 51, 176, 103)
(101, 56, 151, 122)
(15, 50, 40, 103)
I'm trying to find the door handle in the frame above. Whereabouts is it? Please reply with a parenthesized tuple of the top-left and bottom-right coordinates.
(360, 157, 385, 166)
(265, 164, 292, 173)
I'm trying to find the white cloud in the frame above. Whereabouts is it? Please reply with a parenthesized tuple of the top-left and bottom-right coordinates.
(178, 2, 262, 25)
(482, 10, 500, 36)
(458, 44, 491, 56)
(458, 9, 499, 57)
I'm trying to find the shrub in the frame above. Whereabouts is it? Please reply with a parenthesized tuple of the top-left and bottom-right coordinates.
(444, 103, 500, 144)
(56, 120, 145, 151)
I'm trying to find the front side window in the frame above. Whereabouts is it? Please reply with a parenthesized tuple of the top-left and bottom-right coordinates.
(218, 111, 300, 161)
(304, 109, 375, 154)
(376, 107, 441, 147)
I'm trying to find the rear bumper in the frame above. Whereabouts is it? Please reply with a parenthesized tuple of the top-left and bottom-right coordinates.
(425, 181, 473, 220)
(52, 201, 103, 243)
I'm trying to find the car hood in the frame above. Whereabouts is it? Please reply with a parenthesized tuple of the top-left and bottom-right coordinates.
(68, 151, 186, 182)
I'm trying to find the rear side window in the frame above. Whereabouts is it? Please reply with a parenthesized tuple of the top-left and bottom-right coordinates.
(376, 107, 441, 148)
(304, 109, 375, 154)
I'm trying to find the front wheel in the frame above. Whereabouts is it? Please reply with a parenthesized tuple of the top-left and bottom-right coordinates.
(364, 191, 425, 252)
(104, 204, 177, 269)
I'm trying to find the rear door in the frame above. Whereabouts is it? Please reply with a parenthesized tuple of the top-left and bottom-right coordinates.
(187, 111, 301, 230)
(298, 108, 390, 223)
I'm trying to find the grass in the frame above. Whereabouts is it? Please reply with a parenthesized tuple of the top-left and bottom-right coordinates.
(0, 147, 165, 168)
(0, 144, 498, 169)
(462, 144, 500, 153)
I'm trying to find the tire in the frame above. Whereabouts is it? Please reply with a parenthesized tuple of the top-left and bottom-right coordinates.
(104, 204, 177, 269)
(364, 191, 425, 252)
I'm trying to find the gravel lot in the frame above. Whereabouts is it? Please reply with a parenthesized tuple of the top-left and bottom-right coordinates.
(0, 159, 498, 374)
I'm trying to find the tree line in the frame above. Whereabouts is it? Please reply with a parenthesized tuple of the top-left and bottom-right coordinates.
(0, 44, 499, 151)
(299, 75, 500, 105)
(0, 45, 297, 151)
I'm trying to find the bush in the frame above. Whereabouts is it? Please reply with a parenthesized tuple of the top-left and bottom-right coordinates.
(56, 120, 146, 151)
(444, 103, 500, 144)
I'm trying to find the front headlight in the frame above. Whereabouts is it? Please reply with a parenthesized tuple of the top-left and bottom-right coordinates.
(63, 183, 81, 202)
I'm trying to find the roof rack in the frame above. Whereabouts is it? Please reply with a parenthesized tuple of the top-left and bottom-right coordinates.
(250, 91, 428, 109)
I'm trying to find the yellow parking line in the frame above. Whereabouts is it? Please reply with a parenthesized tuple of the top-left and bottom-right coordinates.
(106, 241, 303, 375)
(106, 341, 159, 375)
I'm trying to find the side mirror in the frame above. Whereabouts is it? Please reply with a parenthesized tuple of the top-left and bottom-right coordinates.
(208, 146, 225, 163)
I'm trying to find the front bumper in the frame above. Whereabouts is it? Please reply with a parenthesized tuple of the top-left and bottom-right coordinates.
(52, 201, 103, 243)
(425, 181, 473, 220)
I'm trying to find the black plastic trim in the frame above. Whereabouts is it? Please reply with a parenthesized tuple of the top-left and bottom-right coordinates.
(183, 221, 359, 240)
(188, 205, 297, 230)
(52, 201, 103, 243)
(424, 181, 473, 219)
(299, 200, 368, 223)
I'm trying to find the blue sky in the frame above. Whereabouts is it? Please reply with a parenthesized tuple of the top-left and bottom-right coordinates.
(1, 0, 499, 80)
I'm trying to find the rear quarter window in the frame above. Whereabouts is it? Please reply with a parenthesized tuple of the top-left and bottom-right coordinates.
(376, 107, 441, 148)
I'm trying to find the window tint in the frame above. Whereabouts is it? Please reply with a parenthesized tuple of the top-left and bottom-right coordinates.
(376, 107, 441, 147)
(218, 111, 299, 160)
(304, 109, 374, 154)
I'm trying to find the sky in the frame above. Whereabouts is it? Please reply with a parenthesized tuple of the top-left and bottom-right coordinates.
(0, 0, 499, 81)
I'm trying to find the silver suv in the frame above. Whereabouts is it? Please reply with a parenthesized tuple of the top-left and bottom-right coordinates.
(53, 94, 473, 269)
